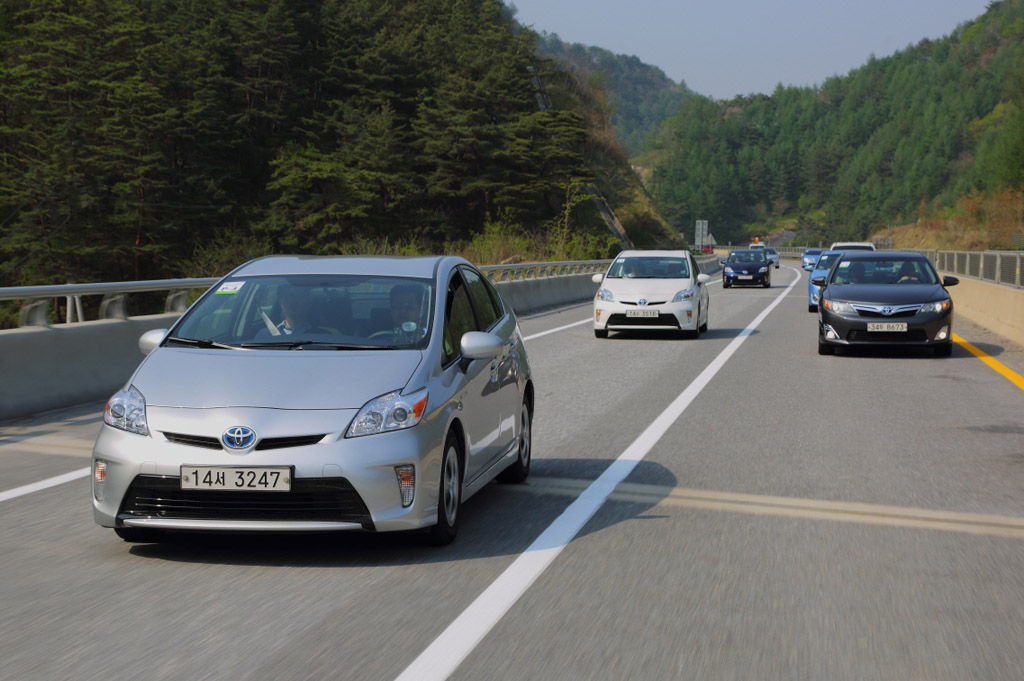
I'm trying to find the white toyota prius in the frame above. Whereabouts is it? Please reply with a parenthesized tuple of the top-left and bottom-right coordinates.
(592, 250, 711, 339)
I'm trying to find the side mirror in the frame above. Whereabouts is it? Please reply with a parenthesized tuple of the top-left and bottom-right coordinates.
(718, 259, 726, 266)
(591, 273, 604, 284)
(811, 276, 826, 287)
(139, 328, 169, 356)
(460, 331, 503, 361)
(696, 273, 711, 284)
(942, 275, 959, 287)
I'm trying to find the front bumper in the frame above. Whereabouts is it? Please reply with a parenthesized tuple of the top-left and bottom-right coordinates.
(92, 406, 446, 534)
(593, 299, 697, 332)
(723, 270, 769, 286)
(818, 308, 954, 347)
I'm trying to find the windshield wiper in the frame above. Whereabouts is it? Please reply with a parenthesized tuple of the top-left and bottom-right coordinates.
(239, 340, 382, 350)
(165, 336, 238, 350)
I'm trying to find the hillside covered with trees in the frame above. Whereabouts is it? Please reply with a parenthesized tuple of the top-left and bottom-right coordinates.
(535, 34, 690, 155)
(0, 0, 676, 297)
(640, 0, 1024, 247)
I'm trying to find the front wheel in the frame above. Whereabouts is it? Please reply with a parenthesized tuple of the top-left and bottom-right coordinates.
(594, 328, 608, 338)
(818, 339, 835, 355)
(425, 431, 462, 545)
(498, 402, 532, 483)
(934, 343, 953, 357)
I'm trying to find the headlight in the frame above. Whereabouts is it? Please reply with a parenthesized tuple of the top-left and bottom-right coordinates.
(724, 267, 734, 274)
(347, 388, 428, 438)
(104, 385, 149, 436)
(823, 299, 854, 313)
(671, 289, 696, 302)
(919, 300, 951, 313)
(758, 266, 768, 273)
(596, 288, 614, 302)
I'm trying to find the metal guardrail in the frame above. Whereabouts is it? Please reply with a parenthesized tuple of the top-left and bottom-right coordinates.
(0, 261, 617, 328)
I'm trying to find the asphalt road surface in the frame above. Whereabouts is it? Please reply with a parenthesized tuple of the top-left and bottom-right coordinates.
(3, 265, 1023, 681)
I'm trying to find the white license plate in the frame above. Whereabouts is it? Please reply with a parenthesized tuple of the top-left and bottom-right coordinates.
(738, 275, 753, 280)
(181, 466, 292, 491)
(626, 309, 658, 318)
(867, 322, 907, 332)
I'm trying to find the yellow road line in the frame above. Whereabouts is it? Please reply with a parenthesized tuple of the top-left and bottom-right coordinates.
(954, 333, 1024, 391)
(520, 477, 1024, 539)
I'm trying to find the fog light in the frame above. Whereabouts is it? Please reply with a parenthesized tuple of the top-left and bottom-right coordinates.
(686, 310, 692, 320)
(93, 460, 107, 502)
(395, 465, 415, 507)
(824, 324, 840, 341)
(934, 325, 949, 341)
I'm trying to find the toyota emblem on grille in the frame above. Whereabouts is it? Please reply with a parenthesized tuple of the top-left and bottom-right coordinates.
(638, 298, 648, 306)
(223, 426, 257, 450)
(882, 306, 894, 316)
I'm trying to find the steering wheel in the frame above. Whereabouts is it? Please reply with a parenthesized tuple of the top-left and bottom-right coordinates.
(367, 330, 394, 340)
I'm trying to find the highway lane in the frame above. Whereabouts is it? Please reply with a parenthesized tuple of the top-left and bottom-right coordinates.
(2, 266, 1023, 681)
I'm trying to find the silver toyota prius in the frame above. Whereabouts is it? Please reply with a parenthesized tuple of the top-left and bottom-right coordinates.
(91, 255, 534, 545)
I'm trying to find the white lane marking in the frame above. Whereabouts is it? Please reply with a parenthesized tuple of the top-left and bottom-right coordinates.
(0, 468, 90, 503)
(395, 271, 800, 681)
(523, 318, 591, 342)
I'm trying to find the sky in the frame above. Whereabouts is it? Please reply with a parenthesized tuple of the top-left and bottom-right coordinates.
(507, 0, 995, 100)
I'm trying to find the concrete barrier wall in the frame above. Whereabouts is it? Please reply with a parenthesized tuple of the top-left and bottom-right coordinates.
(0, 314, 181, 420)
(0, 276, 601, 421)
(942, 274, 1024, 344)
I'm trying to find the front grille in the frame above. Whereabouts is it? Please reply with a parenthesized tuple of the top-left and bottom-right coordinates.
(855, 308, 920, 318)
(848, 330, 927, 342)
(119, 475, 373, 528)
(257, 435, 326, 450)
(162, 432, 327, 451)
(164, 433, 220, 449)
(621, 301, 666, 306)
(606, 313, 680, 328)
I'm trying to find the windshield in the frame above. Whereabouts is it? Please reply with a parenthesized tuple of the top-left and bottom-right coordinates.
(831, 258, 939, 285)
(727, 251, 767, 264)
(173, 274, 434, 349)
(607, 256, 691, 279)
(814, 253, 840, 271)
(804, 249, 821, 256)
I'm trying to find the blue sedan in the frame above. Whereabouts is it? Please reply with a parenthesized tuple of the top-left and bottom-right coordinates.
(807, 251, 842, 312)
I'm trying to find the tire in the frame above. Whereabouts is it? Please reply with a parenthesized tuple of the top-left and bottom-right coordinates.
(818, 340, 835, 355)
(114, 527, 163, 543)
(425, 431, 462, 545)
(699, 303, 709, 333)
(594, 329, 608, 339)
(934, 343, 953, 357)
(808, 304, 817, 313)
(763, 277, 771, 288)
(498, 402, 532, 484)
(722, 280, 730, 289)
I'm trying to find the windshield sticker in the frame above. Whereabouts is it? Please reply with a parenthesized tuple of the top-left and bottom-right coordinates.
(215, 282, 245, 294)
(838, 262, 850, 268)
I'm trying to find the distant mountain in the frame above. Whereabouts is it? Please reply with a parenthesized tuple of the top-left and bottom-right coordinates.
(536, 34, 691, 154)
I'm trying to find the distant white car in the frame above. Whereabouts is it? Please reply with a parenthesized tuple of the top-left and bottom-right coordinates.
(829, 241, 876, 251)
(592, 250, 711, 339)
(765, 247, 780, 269)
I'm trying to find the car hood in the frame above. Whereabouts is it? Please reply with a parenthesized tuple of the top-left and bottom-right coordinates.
(604, 278, 694, 300)
(826, 283, 948, 304)
(133, 347, 424, 409)
(725, 262, 767, 273)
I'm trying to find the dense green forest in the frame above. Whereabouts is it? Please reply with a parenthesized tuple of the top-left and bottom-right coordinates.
(641, 0, 1024, 246)
(535, 34, 690, 155)
(1, 0, 675, 297)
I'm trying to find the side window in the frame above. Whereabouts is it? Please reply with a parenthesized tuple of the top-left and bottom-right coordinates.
(442, 273, 479, 366)
(462, 267, 501, 331)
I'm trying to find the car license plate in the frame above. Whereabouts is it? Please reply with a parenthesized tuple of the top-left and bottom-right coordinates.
(626, 310, 658, 318)
(181, 466, 292, 491)
(738, 275, 753, 280)
(867, 322, 907, 332)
